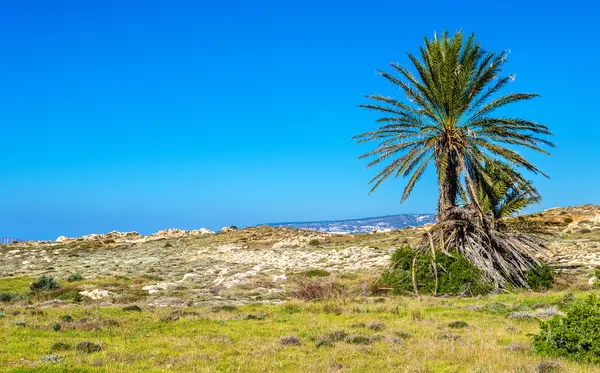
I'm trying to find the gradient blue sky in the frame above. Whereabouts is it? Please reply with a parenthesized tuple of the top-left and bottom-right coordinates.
(1, 1, 598, 239)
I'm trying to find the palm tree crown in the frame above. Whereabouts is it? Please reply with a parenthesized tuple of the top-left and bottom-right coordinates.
(354, 30, 553, 218)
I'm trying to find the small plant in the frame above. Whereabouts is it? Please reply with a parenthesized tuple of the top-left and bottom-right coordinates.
(308, 238, 321, 247)
(448, 321, 468, 329)
(75, 341, 102, 353)
(532, 294, 600, 363)
(366, 322, 386, 331)
(315, 338, 333, 348)
(593, 268, 600, 290)
(30, 276, 60, 292)
(67, 273, 83, 282)
(295, 280, 343, 301)
(410, 310, 423, 321)
(563, 217, 573, 224)
(210, 305, 237, 312)
(39, 354, 61, 363)
(0, 292, 14, 302)
(50, 342, 71, 352)
(61, 315, 73, 322)
(300, 269, 330, 278)
(52, 323, 61, 331)
(393, 330, 412, 339)
(279, 335, 301, 346)
(345, 334, 374, 345)
(245, 313, 267, 320)
(326, 330, 348, 341)
(122, 305, 142, 312)
(535, 360, 562, 373)
(12, 320, 26, 327)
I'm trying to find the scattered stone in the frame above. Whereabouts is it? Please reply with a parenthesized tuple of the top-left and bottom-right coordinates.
(508, 311, 535, 320)
(534, 306, 563, 318)
(148, 297, 186, 307)
(589, 276, 597, 286)
(79, 289, 110, 300)
(181, 273, 201, 282)
(40, 299, 64, 308)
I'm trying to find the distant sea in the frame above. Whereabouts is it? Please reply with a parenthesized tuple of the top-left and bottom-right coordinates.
(266, 214, 436, 234)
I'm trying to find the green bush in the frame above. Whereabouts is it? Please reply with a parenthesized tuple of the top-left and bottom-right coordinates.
(67, 273, 83, 282)
(524, 263, 555, 291)
(29, 276, 60, 293)
(593, 268, 600, 290)
(378, 246, 492, 296)
(532, 294, 600, 363)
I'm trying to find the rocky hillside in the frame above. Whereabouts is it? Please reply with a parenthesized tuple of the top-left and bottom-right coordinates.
(0, 205, 598, 307)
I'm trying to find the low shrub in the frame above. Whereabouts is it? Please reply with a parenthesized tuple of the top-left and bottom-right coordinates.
(448, 320, 468, 329)
(279, 335, 301, 346)
(326, 330, 348, 341)
(378, 246, 492, 296)
(300, 269, 330, 278)
(122, 305, 142, 312)
(366, 322, 386, 331)
(535, 360, 562, 373)
(294, 280, 343, 301)
(524, 263, 555, 291)
(0, 292, 14, 302)
(67, 273, 83, 282)
(345, 334, 374, 345)
(30, 276, 60, 293)
(50, 342, 71, 352)
(75, 341, 102, 353)
(308, 239, 321, 247)
(532, 294, 600, 363)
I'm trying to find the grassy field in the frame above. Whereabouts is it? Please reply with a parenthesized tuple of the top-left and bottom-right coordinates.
(1, 278, 598, 373)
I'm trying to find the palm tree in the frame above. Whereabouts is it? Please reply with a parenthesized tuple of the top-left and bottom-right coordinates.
(354, 31, 553, 288)
(471, 162, 540, 221)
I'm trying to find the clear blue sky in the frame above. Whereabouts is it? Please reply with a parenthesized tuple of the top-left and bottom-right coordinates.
(0, 1, 598, 239)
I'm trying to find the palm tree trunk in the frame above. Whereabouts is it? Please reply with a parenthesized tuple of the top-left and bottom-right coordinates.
(437, 157, 459, 219)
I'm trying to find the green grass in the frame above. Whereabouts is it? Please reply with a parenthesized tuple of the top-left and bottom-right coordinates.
(0, 277, 34, 294)
(1, 291, 599, 372)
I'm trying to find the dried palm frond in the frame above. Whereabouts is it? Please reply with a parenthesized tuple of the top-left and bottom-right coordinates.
(419, 207, 547, 289)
